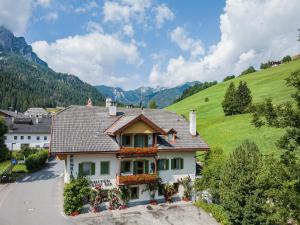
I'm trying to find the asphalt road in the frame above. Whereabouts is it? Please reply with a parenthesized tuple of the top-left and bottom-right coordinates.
(0, 160, 73, 225)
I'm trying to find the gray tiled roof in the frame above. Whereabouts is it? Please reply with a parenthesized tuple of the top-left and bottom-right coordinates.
(50, 106, 209, 153)
(0, 109, 26, 118)
(5, 117, 51, 134)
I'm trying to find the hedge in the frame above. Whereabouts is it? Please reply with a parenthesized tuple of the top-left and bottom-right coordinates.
(25, 150, 48, 172)
(195, 201, 231, 225)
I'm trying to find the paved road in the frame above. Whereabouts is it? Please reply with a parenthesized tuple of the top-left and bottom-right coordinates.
(0, 160, 73, 225)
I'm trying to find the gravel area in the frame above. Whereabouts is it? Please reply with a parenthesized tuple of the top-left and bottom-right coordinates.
(72, 202, 220, 225)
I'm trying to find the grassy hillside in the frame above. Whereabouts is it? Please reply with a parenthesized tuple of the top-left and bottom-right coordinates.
(167, 60, 300, 155)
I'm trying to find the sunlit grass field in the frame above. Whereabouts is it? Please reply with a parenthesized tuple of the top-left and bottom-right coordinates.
(167, 60, 300, 155)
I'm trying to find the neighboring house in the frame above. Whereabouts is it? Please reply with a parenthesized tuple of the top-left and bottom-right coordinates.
(4, 117, 51, 150)
(0, 109, 25, 118)
(24, 107, 49, 118)
(50, 99, 209, 206)
(270, 61, 282, 67)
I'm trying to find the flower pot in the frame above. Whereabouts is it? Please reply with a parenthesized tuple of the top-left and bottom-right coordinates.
(182, 197, 191, 202)
(149, 200, 158, 205)
(118, 205, 128, 210)
(71, 211, 80, 216)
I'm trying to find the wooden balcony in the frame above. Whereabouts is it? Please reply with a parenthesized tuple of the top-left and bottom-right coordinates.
(116, 174, 158, 185)
(117, 147, 158, 157)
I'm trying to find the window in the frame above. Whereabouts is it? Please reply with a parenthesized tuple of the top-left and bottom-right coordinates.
(79, 162, 95, 176)
(158, 159, 169, 171)
(121, 161, 131, 173)
(21, 136, 24, 140)
(134, 134, 148, 147)
(168, 133, 174, 142)
(130, 187, 139, 199)
(21, 144, 29, 149)
(35, 145, 40, 148)
(44, 136, 47, 141)
(171, 158, 184, 170)
(28, 136, 31, 140)
(36, 136, 40, 140)
(14, 136, 17, 140)
(100, 161, 110, 175)
(122, 135, 131, 146)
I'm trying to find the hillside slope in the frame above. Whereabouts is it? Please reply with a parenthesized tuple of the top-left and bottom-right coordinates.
(167, 60, 300, 154)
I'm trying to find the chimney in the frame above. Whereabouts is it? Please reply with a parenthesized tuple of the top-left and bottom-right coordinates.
(189, 110, 196, 136)
(36, 118, 39, 124)
(86, 98, 93, 107)
(106, 98, 112, 108)
(109, 101, 117, 116)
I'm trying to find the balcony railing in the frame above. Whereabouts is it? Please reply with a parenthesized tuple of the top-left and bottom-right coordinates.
(116, 174, 158, 185)
(117, 147, 158, 157)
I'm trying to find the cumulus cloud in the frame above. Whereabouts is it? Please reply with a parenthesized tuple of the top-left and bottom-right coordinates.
(150, 0, 300, 87)
(32, 32, 143, 87)
(170, 26, 205, 59)
(154, 4, 175, 28)
(85, 21, 103, 33)
(35, 0, 51, 7)
(123, 24, 134, 37)
(74, 1, 98, 13)
(0, 0, 32, 35)
(41, 11, 58, 22)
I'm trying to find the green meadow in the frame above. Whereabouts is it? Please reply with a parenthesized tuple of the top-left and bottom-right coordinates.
(167, 60, 300, 155)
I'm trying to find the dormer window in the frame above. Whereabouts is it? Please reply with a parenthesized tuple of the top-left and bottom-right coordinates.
(122, 135, 132, 147)
(168, 133, 174, 142)
(167, 128, 177, 142)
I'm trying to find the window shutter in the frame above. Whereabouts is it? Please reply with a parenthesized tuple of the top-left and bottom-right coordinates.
(78, 163, 83, 177)
(166, 159, 169, 170)
(122, 135, 126, 145)
(133, 161, 137, 174)
(121, 161, 125, 173)
(91, 162, 95, 175)
(180, 158, 184, 169)
(171, 159, 175, 170)
(144, 160, 149, 174)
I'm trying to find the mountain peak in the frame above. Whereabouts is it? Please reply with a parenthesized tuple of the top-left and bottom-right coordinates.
(0, 26, 47, 67)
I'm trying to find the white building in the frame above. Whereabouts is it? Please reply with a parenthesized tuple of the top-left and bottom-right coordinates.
(4, 117, 51, 150)
(51, 100, 209, 207)
(24, 107, 49, 118)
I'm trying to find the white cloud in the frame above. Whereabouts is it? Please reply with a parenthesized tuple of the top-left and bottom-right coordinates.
(35, 0, 51, 7)
(41, 11, 58, 22)
(32, 32, 143, 87)
(74, 1, 98, 13)
(170, 26, 205, 59)
(85, 21, 103, 33)
(123, 24, 134, 37)
(0, 0, 32, 35)
(154, 4, 175, 28)
(150, 0, 300, 87)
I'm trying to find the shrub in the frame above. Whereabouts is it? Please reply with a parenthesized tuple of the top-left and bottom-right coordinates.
(22, 147, 38, 158)
(223, 75, 235, 82)
(260, 62, 271, 69)
(195, 201, 231, 225)
(12, 151, 24, 160)
(179, 176, 192, 200)
(108, 187, 121, 210)
(282, 55, 292, 63)
(240, 66, 256, 76)
(163, 183, 176, 202)
(64, 177, 90, 215)
(204, 97, 209, 102)
(0, 118, 9, 162)
(25, 149, 48, 171)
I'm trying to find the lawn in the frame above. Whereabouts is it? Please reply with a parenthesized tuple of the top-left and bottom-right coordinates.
(12, 164, 28, 173)
(0, 160, 12, 175)
(167, 60, 300, 155)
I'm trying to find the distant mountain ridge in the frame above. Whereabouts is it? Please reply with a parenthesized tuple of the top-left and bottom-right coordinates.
(0, 27, 105, 111)
(95, 81, 200, 108)
(0, 26, 47, 67)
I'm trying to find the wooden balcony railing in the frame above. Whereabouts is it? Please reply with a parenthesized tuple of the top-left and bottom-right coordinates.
(117, 147, 158, 157)
(116, 174, 158, 185)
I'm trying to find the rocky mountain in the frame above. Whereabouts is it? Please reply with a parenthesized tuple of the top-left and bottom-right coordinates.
(0, 27, 105, 111)
(0, 26, 47, 67)
(95, 82, 200, 108)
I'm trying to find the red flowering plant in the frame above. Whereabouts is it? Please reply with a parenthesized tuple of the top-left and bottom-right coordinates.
(108, 187, 121, 210)
(89, 184, 105, 213)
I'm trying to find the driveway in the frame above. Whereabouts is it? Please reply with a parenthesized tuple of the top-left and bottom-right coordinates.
(73, 202, 219, 225)
(0, 160, 73, 225)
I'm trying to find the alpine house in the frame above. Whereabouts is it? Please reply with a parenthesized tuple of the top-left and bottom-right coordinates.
(50, 99, 209, 206)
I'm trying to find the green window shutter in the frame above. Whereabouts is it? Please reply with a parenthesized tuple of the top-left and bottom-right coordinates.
(91, 162, 95, 175)
(101, 161, 109, 175)
(166, 159, 169, 170)
(171, 159, 175, 170)
(78, 163, 83, 177)
(180, 158, 184, 169)
(121, 161, 125, 173)
(122, 135, 126, 145)
(144, 160, 149, 174)
(133, 161, 137, 174)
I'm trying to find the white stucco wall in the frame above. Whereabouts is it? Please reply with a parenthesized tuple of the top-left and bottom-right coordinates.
(63, 151, 196, 203)
(5, 133, 51, 150)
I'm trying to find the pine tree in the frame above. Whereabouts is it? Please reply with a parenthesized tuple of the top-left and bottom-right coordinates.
(148, 100, 157, 109)
(222, 82, 239, 115)
(219, 141, 267, 225)
(236, 81, 252, 113)
(0, 118, 9, 162)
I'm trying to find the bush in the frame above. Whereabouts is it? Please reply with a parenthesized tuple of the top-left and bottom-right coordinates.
(11, 151, 24, 160)
(63, 177, 91, 215)
(223, 75, 235, 82)
(260, 62, 271, 69)
(25, 150, 48, 171)
(282, 55, 292, 63)
(195, 201, 231, 225)
(22, 147, 38, 158)
(204, 97, 209, 102)
(0, 118, 9, 162)
(240, 66, 256, 76)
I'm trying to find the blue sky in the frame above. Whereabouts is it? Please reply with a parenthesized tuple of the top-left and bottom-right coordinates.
(1, 0, 300, 90)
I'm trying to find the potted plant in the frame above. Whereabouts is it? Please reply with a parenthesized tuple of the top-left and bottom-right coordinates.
(108, 188, 121, 210)
(179, 176, 192, 201)
(119, 185, 130, 209)
(89, 184, 104, 213)
(163, 183, 176, 203)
